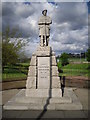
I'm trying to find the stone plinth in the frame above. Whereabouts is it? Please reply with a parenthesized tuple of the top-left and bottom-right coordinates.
(26, 46, 61, 97)
(26, 89, 62, 97)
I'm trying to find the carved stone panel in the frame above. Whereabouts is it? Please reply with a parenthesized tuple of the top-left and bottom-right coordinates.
(37, 57, 50, 88)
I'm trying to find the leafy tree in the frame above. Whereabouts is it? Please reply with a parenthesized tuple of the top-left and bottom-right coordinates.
(86, 48, 90, 62)
(60, 53, 69, 66)
(2, 26, 27, 69)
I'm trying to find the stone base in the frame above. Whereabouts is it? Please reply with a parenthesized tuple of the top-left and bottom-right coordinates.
(3, 88, 82, 110)
(26, 89, 62, 97)
(26, 46, 61, 92)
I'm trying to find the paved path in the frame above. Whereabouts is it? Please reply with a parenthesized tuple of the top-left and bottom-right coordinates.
(1, 88, 89, 119)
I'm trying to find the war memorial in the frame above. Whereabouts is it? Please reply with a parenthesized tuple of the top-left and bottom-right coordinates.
(3, 10, 82, 110)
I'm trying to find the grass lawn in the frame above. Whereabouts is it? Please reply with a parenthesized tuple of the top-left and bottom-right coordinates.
(2, 58, 89, 81)
(2, 73, 27, 80)
(69, 58, 86, 62)
(57, 62, 89, 77)
(2, 62, 30, 81)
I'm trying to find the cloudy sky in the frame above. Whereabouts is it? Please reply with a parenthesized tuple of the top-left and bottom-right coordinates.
(2, 2, 89, 57)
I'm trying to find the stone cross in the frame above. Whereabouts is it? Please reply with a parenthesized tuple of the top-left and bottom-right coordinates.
(38, 10, 52, 47)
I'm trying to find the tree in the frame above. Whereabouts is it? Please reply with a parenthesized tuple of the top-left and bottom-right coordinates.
(60, 53, 69, 66)
(2, 26, 27, 69)
(86, 48, 90, 62)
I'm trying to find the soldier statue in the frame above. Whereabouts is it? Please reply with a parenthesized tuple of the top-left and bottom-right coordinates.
(38, 10, 52, 46)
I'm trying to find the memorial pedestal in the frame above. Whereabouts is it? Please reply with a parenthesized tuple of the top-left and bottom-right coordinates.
(26, 46, 62, 97)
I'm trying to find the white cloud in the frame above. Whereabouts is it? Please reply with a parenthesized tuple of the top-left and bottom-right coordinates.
(2, 2, 88, 56)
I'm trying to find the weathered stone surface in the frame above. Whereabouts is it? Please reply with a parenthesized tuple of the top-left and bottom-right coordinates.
(52, 77, 61, 88)
(26, 89, 62, 98)
(52, 66, 59, 76)
(26, 77, 36, 89)
(36, 51, 50, 56)
(50, 97, 72, 104)
(16, 97, 45, 104)
(26, 89, 50, 97)
(36, 46, 51, 56)
(38, 57, 50, 89)
(37, 46, 51, 51)
(52, 89, 62, 97)
(3, 102, 29, 110)
(38, 56, 50, 66)
(51, 55, 57, 66)
(28, 66, 36, 76)
(15, 97, 71, 104)
(30, 55, 36, 66)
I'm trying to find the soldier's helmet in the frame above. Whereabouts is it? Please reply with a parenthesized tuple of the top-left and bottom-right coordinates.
(42, 9, 47, 15)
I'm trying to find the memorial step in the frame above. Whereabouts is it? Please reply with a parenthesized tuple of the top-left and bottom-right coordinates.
(15, 97, 72, 104)
(3, 88, 83, 110)
(4, 102, 82, 110)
